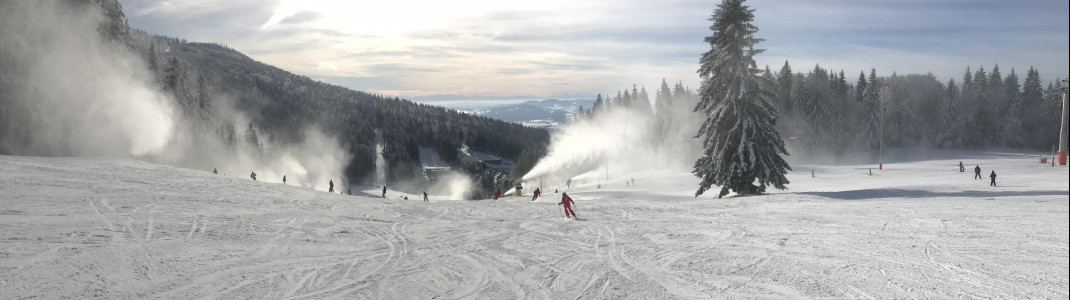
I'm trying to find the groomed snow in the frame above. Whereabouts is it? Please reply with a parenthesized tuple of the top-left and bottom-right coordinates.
(1, 151, 1067, 299)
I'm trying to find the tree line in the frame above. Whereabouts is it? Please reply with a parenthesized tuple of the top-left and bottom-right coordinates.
(773, 62, 1065, 158)
(137, 35, 549, 190)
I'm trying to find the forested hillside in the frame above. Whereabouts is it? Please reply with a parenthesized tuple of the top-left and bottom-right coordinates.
(133, 34, 548, 183)
(1, 0, 549, 196)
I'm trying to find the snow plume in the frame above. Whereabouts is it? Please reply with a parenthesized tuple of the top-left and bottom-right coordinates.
(0, 0, 174, 157)
(0, 1, 350, 188)
(522, 106, 702, 189)
(427, 171, 475, 200)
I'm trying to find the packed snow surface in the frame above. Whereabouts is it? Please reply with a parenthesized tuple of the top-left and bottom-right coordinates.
(1, 151, 1067, 299)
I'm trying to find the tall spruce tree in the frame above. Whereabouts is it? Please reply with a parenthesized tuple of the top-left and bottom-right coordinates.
(861, 69, 881, 149)
(1001, 69, 1024, 147)
(937, 79, 961, 147)
(693, 0, 789, 198)
(1021, 67, 1045, 147)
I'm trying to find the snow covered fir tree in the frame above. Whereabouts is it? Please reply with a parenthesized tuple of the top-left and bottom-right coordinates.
(692, 0, 791, 198)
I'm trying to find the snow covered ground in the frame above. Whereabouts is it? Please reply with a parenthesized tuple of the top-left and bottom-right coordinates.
(1, 151, 1067, 299)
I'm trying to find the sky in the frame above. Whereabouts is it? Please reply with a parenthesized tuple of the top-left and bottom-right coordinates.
(120, 0, 1069, 103)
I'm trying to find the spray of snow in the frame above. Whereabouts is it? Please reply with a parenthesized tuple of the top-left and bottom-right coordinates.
(374, 129, 388, 187)
(522, 106, 702, 190)
(0, 1, 174, 157)
(0, 1, 349, 188)
(427, 171, 475, 200)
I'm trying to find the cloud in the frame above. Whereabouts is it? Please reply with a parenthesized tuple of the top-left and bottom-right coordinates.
(119, 0, 1069, 99)
(279, 11, 322, 24)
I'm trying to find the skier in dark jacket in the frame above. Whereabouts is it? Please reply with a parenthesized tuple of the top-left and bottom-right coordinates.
(382, 185, 387, 198)
(329, 180, 334, 193)
(559, 192, 576, 218)
(973, 165, 982, 180)
(283, 175, 287, 185)
(250, 171, 257, 181)
(989, 171, 997, 186)
(423, 192, 429, 202)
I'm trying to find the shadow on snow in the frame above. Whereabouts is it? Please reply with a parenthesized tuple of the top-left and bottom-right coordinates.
(799, 189, 1069, 200)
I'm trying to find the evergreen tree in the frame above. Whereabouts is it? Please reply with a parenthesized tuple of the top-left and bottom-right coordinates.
(855, 71, 867, 102)
(1001, 69, 1024, 147)
(655, 79, 673, 116)
(861, 69, 881, 149)
(776, 61, 793, 115)
(693, 0, 790, 198)
(936, 79, 962, 148)
(147, 44, 158, 78)
(245, 122, 261, 151)
(591, 94, 604, 115)
(1021, 67, 1045, 148)
(635, 85, 652, 116)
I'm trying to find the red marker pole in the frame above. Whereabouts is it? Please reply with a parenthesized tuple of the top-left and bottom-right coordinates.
(1058, 91, 1068, 165)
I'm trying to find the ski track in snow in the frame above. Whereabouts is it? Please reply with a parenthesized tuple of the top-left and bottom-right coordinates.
(0, 152, 1067, 299)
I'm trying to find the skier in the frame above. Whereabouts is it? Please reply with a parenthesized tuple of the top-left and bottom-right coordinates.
(250, 171, 257, 181)
(973, 165, 982, 180)
(566, 178, 572, 188)
(423, 192, 429, 202)
(531, 188, 541, 201)
(959, 161, 964, 172)
(989, 171, 997, 186)
(329, 180, 334, 193)
(213, 168, 217, 174)
(494, 189, 502, 200)
(559, 192, 576, 218)
(382, 185, 387, 198)
(283, 175, 287, 185)
(347, 188, 352, 195)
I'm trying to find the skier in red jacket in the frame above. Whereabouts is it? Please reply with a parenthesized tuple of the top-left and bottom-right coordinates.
(531, 188, 541, 201)
(494, 189, 502, 200)
(559, 192, 576, 218)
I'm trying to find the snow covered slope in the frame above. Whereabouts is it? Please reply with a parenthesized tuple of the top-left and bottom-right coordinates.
(1, 152, 1067, 299)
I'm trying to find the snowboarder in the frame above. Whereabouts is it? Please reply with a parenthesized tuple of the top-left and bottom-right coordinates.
(974, 165, 982, 180)
(423, 192, 429, 202)
(494, 189, 502, 200)
(531, 188, 541, 201)
(559, 192, 576, 218)
(329, 180, 334, 193)
(213, 168, 217, 174)
(250, 171, 257, 181)
(989, 171, 997, 186)
(283, 175, 287, 185)
(959, 161, 964, 172)
(382, 185, 387, 198)
(404, 196, 409, 200)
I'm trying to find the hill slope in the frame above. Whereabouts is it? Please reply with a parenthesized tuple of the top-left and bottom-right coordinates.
(1, 151, 1066, 298)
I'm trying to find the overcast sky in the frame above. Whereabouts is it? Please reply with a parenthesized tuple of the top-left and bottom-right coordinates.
(120, 0, 1069, 102)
